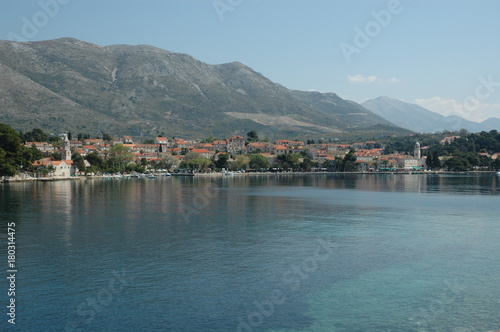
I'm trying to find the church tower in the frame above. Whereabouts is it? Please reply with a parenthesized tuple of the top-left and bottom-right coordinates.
(61, 134, 72, 161)
(414, 141, 421, 159)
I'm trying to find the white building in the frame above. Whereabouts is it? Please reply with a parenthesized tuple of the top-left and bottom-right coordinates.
(32, 160, 77, 177)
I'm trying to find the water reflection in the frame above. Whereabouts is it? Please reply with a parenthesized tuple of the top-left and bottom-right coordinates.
(214, 173, 499, 195)
(1, 174, 497, 244)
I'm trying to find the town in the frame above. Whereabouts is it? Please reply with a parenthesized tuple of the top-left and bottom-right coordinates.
(1, 124, 500, 180)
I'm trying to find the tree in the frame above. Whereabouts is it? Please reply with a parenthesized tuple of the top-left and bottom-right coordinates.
(50, 151, 62, 161)
(108, 144, 135, 172)
(494, 158, 500, 171)
(249, 154, 269, 170)
(22, 145, 43, 169)
(426, 152, 434, 169)
(323, 159, 337, 172)
(214, 153, 229, 170)
(431, 151, 441, 169)
(230, 155, 250, 170)
(156, 155, 180, 172)
(0, 123, 23, 176)
(444, 157, 471, 171)
(102, 133, 112, 142)
(300, 157, 313, 172)
(338, 149, 357, 172)
(85, 152, 105, 169)
(201, 136, 215, 143)
(275, 153, 302, 171)
(22, 128, 48, 142)
(247, 131, 259, 143)
(67, 131, 72, 141)
(186, 158, 211, 172)
(72, 152, 86, 174)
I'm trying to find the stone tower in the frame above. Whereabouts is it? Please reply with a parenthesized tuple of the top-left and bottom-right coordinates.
(61, 134, 72, 161)
(414, 141, 421, 159)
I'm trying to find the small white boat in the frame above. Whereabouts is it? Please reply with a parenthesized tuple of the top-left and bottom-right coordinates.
(497, 171, 500, 176)
(224, 171, 234, 176)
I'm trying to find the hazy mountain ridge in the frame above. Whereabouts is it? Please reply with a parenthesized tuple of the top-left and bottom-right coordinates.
(362, 96, 500, 133)
(0, 38, 399, 138)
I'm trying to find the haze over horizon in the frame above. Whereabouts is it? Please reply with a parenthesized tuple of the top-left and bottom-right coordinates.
(2, 0, 500, 122)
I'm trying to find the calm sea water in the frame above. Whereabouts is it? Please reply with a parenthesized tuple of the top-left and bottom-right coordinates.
(1, 174, 499, 332)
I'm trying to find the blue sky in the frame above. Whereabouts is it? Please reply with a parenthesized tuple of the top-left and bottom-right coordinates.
(2, 0, 500, 121)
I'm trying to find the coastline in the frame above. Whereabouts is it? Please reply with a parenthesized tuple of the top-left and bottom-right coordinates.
(2, 171, 498, 184)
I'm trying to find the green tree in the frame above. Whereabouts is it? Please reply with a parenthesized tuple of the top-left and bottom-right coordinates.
(85, 152, 105, 168)
(427, 150, 441, 170)
(230, 155, 250, 170)
(444, 157, 471, 171)
(323, 159, 337, 172)
(46, 164, 56, 176)
(0, 123, 23, 176)
(72, 152, 86, 174)
(215, 153, 229, 170)
(201, 136, 215, 143)
(494, 158, 500, 170)
(23, 128, 48, 142)
(249, 154, 269, 170)
(339, 149, 357, 172)
(22, 145, 43, 169)
(157, 155, 180, 172)
(50, 151, 62, 161)
(186, 158, 211, 172)
(102, 133, 112, 142)
(275, 153, 302, 171)
(300, 157, 313, 172)
(247, 131, 259, 143)
(108, 144, 135, 172)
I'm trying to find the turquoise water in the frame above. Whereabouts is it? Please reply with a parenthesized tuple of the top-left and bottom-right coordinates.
(1, 174, 499, 331)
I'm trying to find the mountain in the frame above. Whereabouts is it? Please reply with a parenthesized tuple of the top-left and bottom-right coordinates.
(480, 117, 500, 131)
(0, 38, 402, 139)
(362, 96, 500, 133)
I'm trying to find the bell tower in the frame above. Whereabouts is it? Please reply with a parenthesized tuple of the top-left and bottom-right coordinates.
(414, 141, 421, 159)
(61, 134, 72, 161)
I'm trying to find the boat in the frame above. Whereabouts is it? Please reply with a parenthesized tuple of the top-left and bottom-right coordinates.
(497, 171, 500, 176)
(148, 175, 156, 179)
(224, 171, 234, 176)
(161, 173, 172, 177)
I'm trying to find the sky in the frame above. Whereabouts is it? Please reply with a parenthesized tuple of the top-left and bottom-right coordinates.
(1, 0, 500, 122)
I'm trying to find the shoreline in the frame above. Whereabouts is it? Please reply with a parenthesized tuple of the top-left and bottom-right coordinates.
(2, 171, 498, 183)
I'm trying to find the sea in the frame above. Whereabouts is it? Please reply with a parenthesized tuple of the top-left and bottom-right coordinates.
(1, 174, 499, 332)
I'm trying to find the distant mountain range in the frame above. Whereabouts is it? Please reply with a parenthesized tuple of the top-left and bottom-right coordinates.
(0, 38, 406, 139)
(362, 96, 500, 133)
